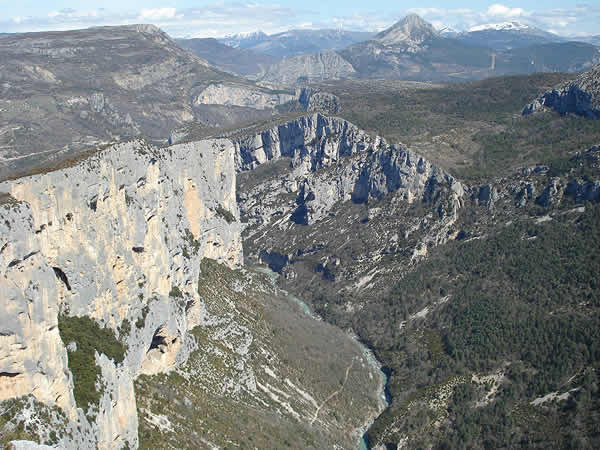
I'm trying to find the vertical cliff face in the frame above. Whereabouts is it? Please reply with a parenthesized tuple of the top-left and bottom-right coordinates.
(0, 139, 242, 448)
(0, 201, 74, 417)
(233, 113, 385, 172)
(234, 114, 462, 240)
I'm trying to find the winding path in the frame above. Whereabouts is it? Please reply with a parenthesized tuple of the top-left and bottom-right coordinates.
(310, 358, 355, 425)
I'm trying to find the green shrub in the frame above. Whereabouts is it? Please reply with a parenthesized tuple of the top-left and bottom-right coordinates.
(169, 286, 184, 298)
(182, 229, 200, 256)
(135, 305, 150, 329)
(58, 315, 126, 411)
(118, 319, 132, 340)
(215, 205, 236, 224)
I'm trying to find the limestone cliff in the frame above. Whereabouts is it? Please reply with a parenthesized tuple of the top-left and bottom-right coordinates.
(523, 64, 600, 118)
(233, 113, 383, 172)
(297, 87, 340, 114)
(234, 113, 462, 229)
(0, 138, 242, 448)
(233, 113, 464, 309)
(194, 83, 296, 110)
(191, 84, 340, 115)
(0, 127, 383, 448)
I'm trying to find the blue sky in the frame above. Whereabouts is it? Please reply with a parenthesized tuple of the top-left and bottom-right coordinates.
(1, 1, 599, 37)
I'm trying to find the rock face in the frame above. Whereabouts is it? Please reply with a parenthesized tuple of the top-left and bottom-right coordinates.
(233, 113, 464, 285)
(194, 83, 296, 110)
(523, 64, 600, 118)
(297, 87, 341, 114)
(259, 51, 356, 85)
(0, 201, 74, 417)
(0, 138, 242, 448)
(232, 113, 383, 172)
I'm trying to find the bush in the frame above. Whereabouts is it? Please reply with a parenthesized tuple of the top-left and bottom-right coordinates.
(58, 315, 126, 411)
(169, 286, 184, 298)
(215, 205, 236, 224)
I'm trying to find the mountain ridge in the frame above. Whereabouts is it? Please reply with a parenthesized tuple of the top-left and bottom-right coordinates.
(218, 28, 375, 58)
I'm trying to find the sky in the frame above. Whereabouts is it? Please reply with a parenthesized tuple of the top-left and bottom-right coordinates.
(1, 1, 599, 38)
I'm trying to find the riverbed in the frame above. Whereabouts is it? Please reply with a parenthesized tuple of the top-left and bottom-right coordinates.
(253, 266, 390, 449)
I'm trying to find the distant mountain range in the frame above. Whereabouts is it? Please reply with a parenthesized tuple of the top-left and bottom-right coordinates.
(199, 14, 598, 85)
(0, 25, 299, 179)
(574, 35, 600, 46)
(176, 38, 279, 76)
(218, 29, 375, 58)
(451, 21, 566, 50)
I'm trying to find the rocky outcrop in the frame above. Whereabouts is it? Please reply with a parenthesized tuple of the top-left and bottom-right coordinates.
(0, 138, 242, 448)
(194, 83, 296, 110)
(291, 144, 461, 225)
(297, 87, 340, 114)
(0, 201, 74, 417)
(233, 114, 463, 266)
(260, 51, 356, 85)
(232, 113, 383, 172)
(523, 64, 600, 118)
(194, 85, 341, 114)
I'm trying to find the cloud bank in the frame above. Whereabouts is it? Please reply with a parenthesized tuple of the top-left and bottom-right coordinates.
(1, 2, 599, 38)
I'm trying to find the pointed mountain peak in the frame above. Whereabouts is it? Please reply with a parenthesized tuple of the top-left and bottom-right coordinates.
(375, 14, 438, 46)
(401, 13, 431, 28)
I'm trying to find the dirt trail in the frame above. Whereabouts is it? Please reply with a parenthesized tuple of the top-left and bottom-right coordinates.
(310, 358, 355, 425)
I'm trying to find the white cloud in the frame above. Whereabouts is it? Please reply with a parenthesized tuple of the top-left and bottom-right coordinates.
(139, 8, 176, 21)
(487, 4, 527, 19)
(408, 7, 473, 17)
(1, 2, 599, 39)
(48, 9, 99, 19)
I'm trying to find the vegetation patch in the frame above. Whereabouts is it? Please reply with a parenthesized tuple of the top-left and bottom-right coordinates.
(182, 228, 200, 258)
(136, 305, 151, 329)
(0, 193, 19, 206)
(169, 286, 184, 298)
(359, 203, 600, 448)
(214, 205, 236, 224)
(118, 318, 132, 340)
(58, 315, 126, 412)
(0, 396, 70, 447)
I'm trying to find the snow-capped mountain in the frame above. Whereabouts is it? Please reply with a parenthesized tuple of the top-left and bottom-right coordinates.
(455, 21, 565, 50)
(438, 26, 460, 37)
(468, 21, 533, 32)
(220, 31, 269, 49)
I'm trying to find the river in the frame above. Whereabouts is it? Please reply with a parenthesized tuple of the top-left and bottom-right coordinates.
(253, 266, 390, 449)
